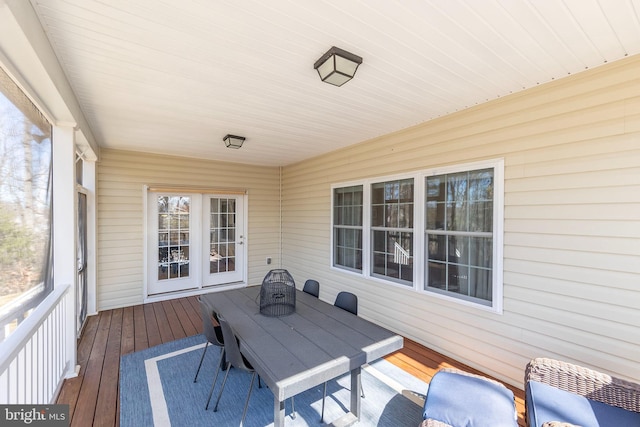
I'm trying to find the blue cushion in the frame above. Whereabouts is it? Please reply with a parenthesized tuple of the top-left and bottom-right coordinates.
(526, 380, 640, 427)
(423, 370, 517, 427)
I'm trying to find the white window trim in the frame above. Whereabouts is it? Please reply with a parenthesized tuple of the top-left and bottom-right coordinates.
(330, 180, 366, 274)
(330, 158, 504, 314)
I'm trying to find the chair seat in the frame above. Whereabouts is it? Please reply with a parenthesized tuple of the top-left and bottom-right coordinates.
(422, 369, 517, 427)
(526, 380, 640, 427)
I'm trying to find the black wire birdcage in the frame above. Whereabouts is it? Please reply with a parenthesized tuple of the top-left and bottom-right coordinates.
(259, 269, 296, 317)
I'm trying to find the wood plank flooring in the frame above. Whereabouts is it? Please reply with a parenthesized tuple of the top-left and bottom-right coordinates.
(56, 296, 526, 426)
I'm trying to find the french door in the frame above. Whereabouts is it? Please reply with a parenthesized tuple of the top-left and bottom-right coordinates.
(203, 195, 245, 285)
(146, 191, 245, 296)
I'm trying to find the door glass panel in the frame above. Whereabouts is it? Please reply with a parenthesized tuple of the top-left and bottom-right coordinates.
(157, 196, 190, 281)
(209, 198, 236, 274)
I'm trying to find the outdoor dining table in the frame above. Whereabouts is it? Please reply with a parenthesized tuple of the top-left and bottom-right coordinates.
(202, 286, 404, 427)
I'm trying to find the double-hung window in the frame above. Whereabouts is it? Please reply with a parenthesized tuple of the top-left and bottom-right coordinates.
(332, 185, 363, 272)
(371, 179, 413, 284)
(331, 159, 503, 312)
(425, 168, 495, 306)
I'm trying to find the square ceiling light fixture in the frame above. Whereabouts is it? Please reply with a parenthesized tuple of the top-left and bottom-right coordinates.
(314, 46, 363, 87)
(223, 134, 245, 149)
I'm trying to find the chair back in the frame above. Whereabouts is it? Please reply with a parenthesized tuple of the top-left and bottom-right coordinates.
(199, 297, 223, 346)
(302, 279, 320, 298)
(334, 291, 358, 315)
(218, 315, 253, 373)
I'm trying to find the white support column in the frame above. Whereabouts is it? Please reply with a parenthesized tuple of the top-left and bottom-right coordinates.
(53, 125, 78, 377)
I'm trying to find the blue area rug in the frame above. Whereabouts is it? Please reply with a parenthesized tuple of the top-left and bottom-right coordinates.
(120, 334, 427, 426)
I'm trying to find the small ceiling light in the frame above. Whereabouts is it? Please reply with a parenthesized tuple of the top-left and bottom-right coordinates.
(313, 46, 363, 87)
(223, 134, 245, 149)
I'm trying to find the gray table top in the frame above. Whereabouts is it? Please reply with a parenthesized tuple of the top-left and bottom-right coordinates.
(203, 286, 403, 401)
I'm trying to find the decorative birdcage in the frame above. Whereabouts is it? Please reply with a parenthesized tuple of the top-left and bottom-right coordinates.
(259, 269, 296, 317)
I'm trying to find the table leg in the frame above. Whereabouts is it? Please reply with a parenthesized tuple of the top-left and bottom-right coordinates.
(274, 395, 285, 427)
(350, 366, 361, 420)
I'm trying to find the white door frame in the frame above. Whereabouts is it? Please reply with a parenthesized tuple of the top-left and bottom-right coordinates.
(143, 186, 248, 302)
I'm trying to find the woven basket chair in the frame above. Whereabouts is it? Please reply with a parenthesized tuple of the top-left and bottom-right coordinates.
(524, 358, 640, 427)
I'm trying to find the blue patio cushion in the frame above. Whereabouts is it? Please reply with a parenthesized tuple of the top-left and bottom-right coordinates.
(422, 370, 517, 427)
(526, 380, 640, 427)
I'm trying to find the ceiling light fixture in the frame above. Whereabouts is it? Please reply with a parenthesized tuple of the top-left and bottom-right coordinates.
(223, 134, 245, 149)
(313, 46, 363, 87)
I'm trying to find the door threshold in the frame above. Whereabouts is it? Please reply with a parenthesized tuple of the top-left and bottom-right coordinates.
(144, 282, 247, 303)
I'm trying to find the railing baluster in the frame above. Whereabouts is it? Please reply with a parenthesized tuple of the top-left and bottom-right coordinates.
(0, 285, 72, 405)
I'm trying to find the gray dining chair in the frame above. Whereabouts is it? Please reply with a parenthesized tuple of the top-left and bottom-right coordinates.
(334, 291, 357, 315)
(212, 314, 258, 424)
(213, 315, 295, 423)
(320, 291, 363, 422)
(194, 297, 226, 411)
(302, 279, 320, 298)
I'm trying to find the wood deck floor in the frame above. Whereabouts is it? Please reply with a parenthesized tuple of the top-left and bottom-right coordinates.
(56, 295, 526, 426)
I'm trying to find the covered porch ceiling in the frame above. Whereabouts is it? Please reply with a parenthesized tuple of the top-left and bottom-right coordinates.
(30, 0, 640, 166)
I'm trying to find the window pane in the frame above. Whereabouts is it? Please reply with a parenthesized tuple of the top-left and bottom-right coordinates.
(447, 172, 468, 202)
(399, 203, 413, 228)
(179, 214, 189, 229)
(469, 237, 492, 268)
(372, 179, 414, 228)
(159, 213, 168, 230)
(469, 169, 493, 200)
(333, 228, 362, 271)
(447, 235, 468, 265)
(353, 206, 362, 226)
(469, 201, 492, 232)
(426, 234, 446, 262)
(446, 201, 467, 231)
(448, 264, 469, 295)
(385, 204, 397, 227)
(372, 230, 413, 284)
(159, 196, 168, 213)
(426, 200, 445, 230)
(334, 186, 363, 225)
(469, 268, 492, 301)
(371, 183, 384, 204)
(427, 262, 446, 290)
(427, 176, 445, 201)
(371, 205, 384, 227)
(372, 229, 385, 252)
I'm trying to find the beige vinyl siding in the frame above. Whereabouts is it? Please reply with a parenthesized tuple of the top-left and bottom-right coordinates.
(97, 149, 280, 310)
(281, 54, 640, 387)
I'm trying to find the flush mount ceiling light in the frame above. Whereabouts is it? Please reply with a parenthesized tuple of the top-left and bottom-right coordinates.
(313, 46, 363, 87)
(223, 134, 245, 149)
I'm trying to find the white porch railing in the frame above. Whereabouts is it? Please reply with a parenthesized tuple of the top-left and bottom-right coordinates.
(393, 241, 410, 265)
(0, 284, 73, 404)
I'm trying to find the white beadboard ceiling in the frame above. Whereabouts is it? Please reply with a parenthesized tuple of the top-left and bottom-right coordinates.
(31, 0, 640, 166)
